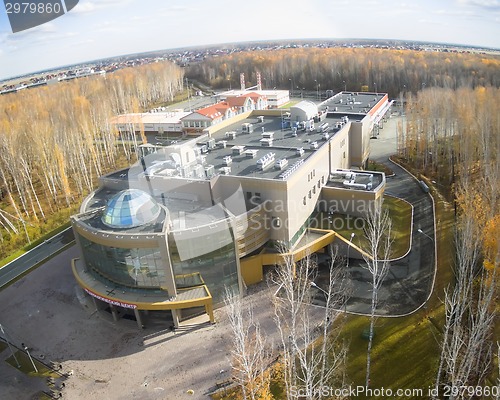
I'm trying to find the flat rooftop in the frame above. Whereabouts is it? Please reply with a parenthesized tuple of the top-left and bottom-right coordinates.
(322, 91, 385, 114)
(111, 111, 189, 125)
(197, 113, 362, 180)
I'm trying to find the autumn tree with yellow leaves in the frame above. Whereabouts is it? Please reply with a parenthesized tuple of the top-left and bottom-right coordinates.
(0, 61, 184, 258)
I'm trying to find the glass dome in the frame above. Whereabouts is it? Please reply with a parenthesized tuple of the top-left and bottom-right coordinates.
(102, 189, 161, 229)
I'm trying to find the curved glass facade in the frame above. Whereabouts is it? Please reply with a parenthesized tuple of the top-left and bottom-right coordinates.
(168, 229, 239, 305)
(78, 233, 167, 290)
(102, 189, 161, 229)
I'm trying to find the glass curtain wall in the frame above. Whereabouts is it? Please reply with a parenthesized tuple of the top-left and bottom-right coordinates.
(168, 231, 239, 305)
(78, 234, 167, 290)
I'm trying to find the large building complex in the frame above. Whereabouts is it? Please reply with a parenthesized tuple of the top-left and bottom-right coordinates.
(71, 90, 391, 328)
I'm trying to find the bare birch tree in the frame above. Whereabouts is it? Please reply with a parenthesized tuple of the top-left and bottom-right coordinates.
(362, 199, 392, 388)
(224, 288, 271, 400)
(435, 213, 497, 399)
(271, 246, 348, 399)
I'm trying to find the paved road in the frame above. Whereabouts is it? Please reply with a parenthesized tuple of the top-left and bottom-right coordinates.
(0, 228, 75, 289)
(338, 115, 436, 316)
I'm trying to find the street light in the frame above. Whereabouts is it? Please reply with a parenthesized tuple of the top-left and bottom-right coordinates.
(310, 281, 328, 296)
(347, 232, 355, 268)
(22, 342, 38, 373)
(0, 324, 20, 368)
(417, 228, 433, 241)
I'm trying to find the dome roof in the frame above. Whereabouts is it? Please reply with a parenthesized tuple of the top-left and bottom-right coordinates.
(102, 189, 161, 229)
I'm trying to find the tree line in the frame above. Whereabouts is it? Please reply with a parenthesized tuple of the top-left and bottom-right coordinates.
(398, 85, 499, 396)
(187, 47, 500, 97)
(0, 61, 184, 258)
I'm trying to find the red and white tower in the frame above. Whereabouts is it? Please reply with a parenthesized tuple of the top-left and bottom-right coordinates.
(240, 73, 245, 91)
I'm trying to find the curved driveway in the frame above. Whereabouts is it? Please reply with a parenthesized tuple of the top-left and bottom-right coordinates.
(343, 116, 436, 316)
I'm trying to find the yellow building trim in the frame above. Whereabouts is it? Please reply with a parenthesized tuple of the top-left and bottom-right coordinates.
(239, 228, 372, 286)
(72, 259, 214, 322)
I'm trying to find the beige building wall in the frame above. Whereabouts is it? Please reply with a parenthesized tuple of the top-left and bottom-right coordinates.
(349, 117, 371, 167)
(328, 125, 350, 170)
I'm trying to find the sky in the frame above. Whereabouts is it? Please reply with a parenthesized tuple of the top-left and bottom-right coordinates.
(0, 0, 499, 80)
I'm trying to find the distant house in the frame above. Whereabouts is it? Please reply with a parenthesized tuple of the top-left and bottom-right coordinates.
(180, 102, 237, 135)
(110, 110, 189, 142)
(225, 92, 268, 112)
(226, 95, 254, 114)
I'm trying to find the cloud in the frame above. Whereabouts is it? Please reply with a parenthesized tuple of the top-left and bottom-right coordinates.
(7, 22, 57, 41)
(70, 0, 134, 15)
(457, 0, 500, 10)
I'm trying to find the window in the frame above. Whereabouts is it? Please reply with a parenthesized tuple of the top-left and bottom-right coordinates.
(303, 196, 306, 205)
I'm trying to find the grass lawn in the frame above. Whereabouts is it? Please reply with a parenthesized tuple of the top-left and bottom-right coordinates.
(340, 184, 456, 397)
(319, 195, 413, 259)
(279, 100, 300, 108)
(5, 350, 60, 379)
(211, 182, 462, 400)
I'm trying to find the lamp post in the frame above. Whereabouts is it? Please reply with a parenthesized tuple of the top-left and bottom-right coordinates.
(22, 342, 38, 373)
(347, 232, 355, 268)
(343, 80, 346, 92)
(314, 79, 319, 101)
(310, 281, 327, 296)
(289, 78, 293, 97)
(0, 324, 20, 368)
(417, 228, 433, 242)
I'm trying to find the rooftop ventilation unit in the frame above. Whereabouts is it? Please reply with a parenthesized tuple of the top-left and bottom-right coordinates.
(193, 164, 204, 178)
(275, 159, 288, 170)
(204, 165, 215, 178)
(245, 149, 258, 158)
(232, 145, 245, 155)
(223, 156, 232, 166)
(257, 152, 275, 170)
(261, 131, 274, 139)
(207, 138, 216, 149)
(296, 147, 305, 156)
(242, 122, 254, 133)
(225, 131, 237, 140)
(310, 141, 318, 149)
(219, 167, 231, 175)
(260, 138, 273, 147)
(279, 159, 304, 180)
(217, 140, 227, 149)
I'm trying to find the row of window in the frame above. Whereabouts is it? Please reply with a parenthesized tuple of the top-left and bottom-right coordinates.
(303, 176, 325, 205)
(183, 120, 212, 128)
(307, 169, 317, 182)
